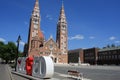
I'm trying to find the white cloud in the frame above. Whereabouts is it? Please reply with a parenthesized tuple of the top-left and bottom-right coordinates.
(115, 41, 120, 44)
(0, 38, 6, 42)
(68, 35, 84, 40)
(109, 36, 116, 40)
(89, 36, 95, 39)
(46, 14, 53, 20)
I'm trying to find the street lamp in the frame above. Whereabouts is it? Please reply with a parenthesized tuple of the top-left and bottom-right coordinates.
(15, 35, 21, 71)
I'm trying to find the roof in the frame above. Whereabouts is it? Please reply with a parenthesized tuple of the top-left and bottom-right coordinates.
(38, 30, 44, 39)
(68, 48, 83, 53)
(99, 46, 120, 52)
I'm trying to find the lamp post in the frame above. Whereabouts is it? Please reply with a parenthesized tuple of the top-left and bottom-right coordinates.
(78, 51, 81, 66)
(15, 35, 21, 71)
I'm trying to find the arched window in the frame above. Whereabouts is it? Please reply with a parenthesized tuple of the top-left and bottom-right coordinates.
(39, 42, 43, 47)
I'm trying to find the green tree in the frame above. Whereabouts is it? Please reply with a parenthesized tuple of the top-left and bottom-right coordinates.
(18, 50, 24, 57)
(0, 42, 17, 63)
(0, 41, 5, 58)
(111, 44, 115, 47)
(107, 45, 110, 48)
(0, 41, 24, 64)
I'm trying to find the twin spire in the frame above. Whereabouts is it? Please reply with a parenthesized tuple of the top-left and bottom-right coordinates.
(33, 0, 66, 24)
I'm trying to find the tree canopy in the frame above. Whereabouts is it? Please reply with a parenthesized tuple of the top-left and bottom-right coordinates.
(0, 41, 22, 63)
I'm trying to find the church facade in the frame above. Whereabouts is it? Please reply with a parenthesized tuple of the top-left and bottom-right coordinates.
(24, 0, 68, 63)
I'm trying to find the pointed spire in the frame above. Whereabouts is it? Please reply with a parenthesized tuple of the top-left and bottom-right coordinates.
(58, 2, 67, 23)
(31, 0, 43, 39)
(34, 0, 39, 10)
(32, 0, 40, 17)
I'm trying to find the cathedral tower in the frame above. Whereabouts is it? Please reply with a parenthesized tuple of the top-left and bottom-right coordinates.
(27, 0, 44, 56)
(56, 4, 68, 54)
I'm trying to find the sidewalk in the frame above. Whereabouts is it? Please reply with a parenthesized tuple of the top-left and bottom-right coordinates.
(0, 64, 13, 80)
(11, 71, 70, 80)
(8, 65, 90, 80)
(11, 71, 91, 80)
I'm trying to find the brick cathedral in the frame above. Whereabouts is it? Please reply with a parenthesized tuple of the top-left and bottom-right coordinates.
(24, 0, 68, 63)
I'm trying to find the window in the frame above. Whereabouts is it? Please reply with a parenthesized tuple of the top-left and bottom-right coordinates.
(113, 51, 117, 54)
(49, 44, 53, 48)
(64, 47, 66, 49)
(119, 55, 120, 59)
(99, 56, 101, 60)
(39, 43, 43, 47)
(115, 55, 117, 59)
(109, 55, 110, 59)
(112, 55, 114, 59)
(106, 56, 108, 60)
(39, 52, 43, 54)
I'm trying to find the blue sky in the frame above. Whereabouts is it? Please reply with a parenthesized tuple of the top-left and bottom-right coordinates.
(0, 0, 120, 51)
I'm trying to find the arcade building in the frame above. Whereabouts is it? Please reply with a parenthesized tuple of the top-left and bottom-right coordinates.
(23, 0, 68, 63)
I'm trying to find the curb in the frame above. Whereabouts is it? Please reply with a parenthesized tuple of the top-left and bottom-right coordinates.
(11, 71, 39, 80)
(11, 71, 58, 80)
(6, 65, 15, 80)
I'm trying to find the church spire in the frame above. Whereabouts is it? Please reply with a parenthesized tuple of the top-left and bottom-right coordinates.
(56, 3, 68, 54)
(30, 0, 43, 38)
(58, 3, 67, 24)
(33, 0, 39, 11)
(27, 0, 44, 56)
(32, 0, 40, 20)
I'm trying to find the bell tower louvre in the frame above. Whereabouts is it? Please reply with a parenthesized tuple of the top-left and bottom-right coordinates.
(27, 0, 44, 56)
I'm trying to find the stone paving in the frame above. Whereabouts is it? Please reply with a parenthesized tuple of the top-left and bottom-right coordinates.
(0, 63, 90, 80)
(0, 64, 11, 80)
(11, 70, 90, 80)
